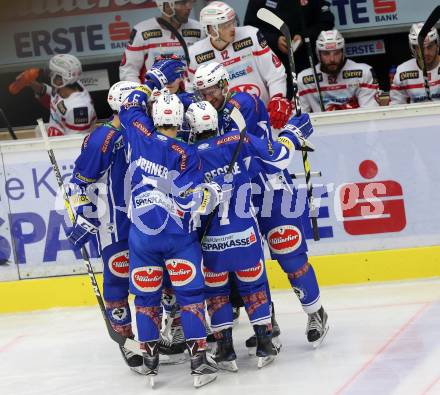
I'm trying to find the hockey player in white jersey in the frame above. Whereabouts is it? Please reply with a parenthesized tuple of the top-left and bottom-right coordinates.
(188, 1, 293, 129)
(119, 0, 205, 83)
(10, 54, 96, 136)
(297, 30, 379, 112)
(390, 23, 440, 104)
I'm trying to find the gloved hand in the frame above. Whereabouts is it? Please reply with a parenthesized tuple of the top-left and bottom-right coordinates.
(267, 95, 293, 129)
(66, 214, 99, 248)
(145, 58, 186, 90)
(279, 113, 315, 151)
(196, 175, 234, 215)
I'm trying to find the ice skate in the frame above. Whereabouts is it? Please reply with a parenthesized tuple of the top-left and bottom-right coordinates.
(159, 322, 186, 365)
(253, 324, 281, 368)
(142, 341, 159, 388)
(187, 340, 218, 388)
(212, 328, 238, 372)
(246, 302, 281, 355)
(306, 306, 329, 348)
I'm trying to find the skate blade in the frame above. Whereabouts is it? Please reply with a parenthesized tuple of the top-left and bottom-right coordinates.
(147, 374, 157, 388)
(312, 325, 329, 349)
(257, 355, 275, 369)
(218, 360, 238, 372)
(130, 364, 148, 375)
(159, 353, 186, 365)
(193, 373, 217, 388)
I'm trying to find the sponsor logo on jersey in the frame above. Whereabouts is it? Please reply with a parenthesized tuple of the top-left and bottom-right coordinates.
(171, 143, 187, 171)
(165, 259, 196, 286)
(74, 172, 96, 183)
(182, 29, 201, 38)
(101, 130, 116, 153)
(257, 30, 268, 48)
(73, 107, 89, 124)
(343, 70, 363, 79)
(57, 100, 67, 115)
(133, 120, 152, 137)
(197, 143, 210, 150)
(109, 250, 129, 278)
(195, 50, 215, 64)
(267, 225, 302, 254)
(216, 134, 249, 146)
(156, 134, 168, 141)
(203, 267, 229, 287)
(399, 70, 419, 81)
(229, 69, 247, 80)
(229, 98, 241, 110)
(202, 227, 257, 252)
(229, 84, 261, 97)
(302, 73, 323, 85)
(233, 37, 253, 52)
(235, 259, 264, 282)
(134, 190, 183, 217)
(142, 29, 162, 40)
(131, 266, 163, 292)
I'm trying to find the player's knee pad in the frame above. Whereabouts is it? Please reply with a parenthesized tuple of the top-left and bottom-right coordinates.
(173, 286, 204, 307)
(105, 298, 133, 337)
(134, 294, 162, 341)
(286, 262, 321, 311)
(206, 294, 233, 331)
(179, 301, 207, 341)
(161, 287, 178, 315)
(241, 288, 271, 326)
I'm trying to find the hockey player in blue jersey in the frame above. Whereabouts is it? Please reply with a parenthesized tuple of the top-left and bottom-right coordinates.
(66, 81, 145, 372)
(185, 100, 305, 370)
(118, 89, 226, 388)
(193, 62, 329, 349)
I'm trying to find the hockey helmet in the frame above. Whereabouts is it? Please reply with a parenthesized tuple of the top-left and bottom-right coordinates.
(315, 30, 345, 58)
(408, 22, 439, 57)
(49, 54, 82, 88)
(107, 81, 139, 112)
(200, 1, 236, 38)
(186, 101, 218, 136)
(152, 93, 184, 127)
(193, 62, 229, 91)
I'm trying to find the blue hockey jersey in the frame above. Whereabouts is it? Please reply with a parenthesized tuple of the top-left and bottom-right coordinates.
(69, 121, 129, 250)
(119, 89, 205, 236)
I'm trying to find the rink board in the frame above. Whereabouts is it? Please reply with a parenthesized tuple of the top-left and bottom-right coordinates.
(1, 103, 440, 312)
(1, 245, 439, 313)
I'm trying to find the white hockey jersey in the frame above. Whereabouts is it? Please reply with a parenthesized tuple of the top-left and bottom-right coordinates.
(42, 83, 96, 137)
(119, 17, 204, 83)
(390, 58, 440, 104)
(297, 59, 379, 112)
(188, 25, 286, 105)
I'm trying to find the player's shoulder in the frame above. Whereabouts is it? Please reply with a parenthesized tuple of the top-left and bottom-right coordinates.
(232, 26, 261, 51)
(80, 124, 119, 153)
(188, 35, 211, 54)
(133, 17, 159, 31)
(395, 58, 418, 75)
(227, 91, 256, 109)
(132, 18, 163, 41)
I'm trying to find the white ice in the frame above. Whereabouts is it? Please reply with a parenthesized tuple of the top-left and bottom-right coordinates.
(1, 278, 440, 395)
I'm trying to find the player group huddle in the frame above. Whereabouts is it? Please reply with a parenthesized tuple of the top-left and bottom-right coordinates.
(8, 0, 439, 389)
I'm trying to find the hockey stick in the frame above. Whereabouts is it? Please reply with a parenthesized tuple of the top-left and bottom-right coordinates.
(304, 37, 325, 112)
(417, 6, 440, 101)
(157, 17, 190, 66)
(37, 119, 143, 356)
(0, 108, 18, 140)
(200, 106, 247, 240)
(257, 8, 320, 241)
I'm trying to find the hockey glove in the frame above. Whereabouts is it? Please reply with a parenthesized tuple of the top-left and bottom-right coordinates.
(267, 95, 293, 129)
(66, 214, 99, 248)
(9, 68, 40, 95)
(197, 176, 234, 215)
(279, 113, 315, 152)
(145, 59, 186, 90)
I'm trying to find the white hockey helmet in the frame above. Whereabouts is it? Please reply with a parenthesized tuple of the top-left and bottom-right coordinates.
(155, 0, 177, 16)
(49, 54, 82, 88)
(107, 81, 139, 112)
(200, 1, 236, 38)
(408, 22, 439, 56)
(315, 30, 345, 57)
(152, 93, 184, 127)
(193, 62, 229, 91)
(186, 101, 218, 135)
